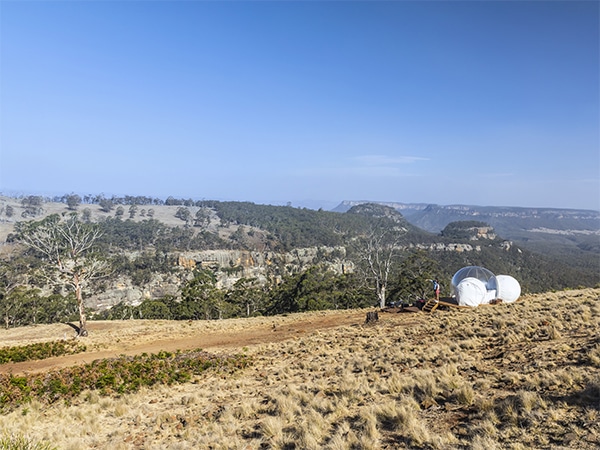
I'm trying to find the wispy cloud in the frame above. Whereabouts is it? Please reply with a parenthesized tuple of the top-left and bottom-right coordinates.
(296, 154, 428, 178)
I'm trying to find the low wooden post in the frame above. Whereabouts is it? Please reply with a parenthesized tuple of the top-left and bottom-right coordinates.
(365, 311, 379, 324)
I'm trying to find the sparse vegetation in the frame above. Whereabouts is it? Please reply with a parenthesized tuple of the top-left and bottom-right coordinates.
(0, 349, 250, 412)
(0, 288, 597, 449)
(0, 340, 86, 364)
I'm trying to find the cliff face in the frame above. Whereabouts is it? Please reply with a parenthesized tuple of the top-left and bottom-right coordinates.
(88, 246, 353, 311)
(90, 274, 182, 311)
(177, 246, 349, 271)
(407, 238, 513, 253)
(468, 226, 497, 241)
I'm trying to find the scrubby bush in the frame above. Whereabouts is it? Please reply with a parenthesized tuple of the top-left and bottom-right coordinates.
(0, 349, 251, 412)
(0, 341, 86, 364)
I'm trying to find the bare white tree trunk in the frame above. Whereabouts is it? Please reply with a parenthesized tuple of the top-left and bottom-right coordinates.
(362, 226, 403, 309)
(74, 273, 88, 336)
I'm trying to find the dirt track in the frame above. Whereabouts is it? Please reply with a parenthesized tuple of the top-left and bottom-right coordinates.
(1, 309, 416, 375)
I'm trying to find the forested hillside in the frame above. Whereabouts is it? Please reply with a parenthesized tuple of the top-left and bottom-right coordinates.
(335, 200, 600, 274)
(0, 194, 597, 330)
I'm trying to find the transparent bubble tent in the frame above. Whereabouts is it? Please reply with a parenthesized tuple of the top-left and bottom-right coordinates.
(451, 266, 495, 290)
(451, 266, 521, 307)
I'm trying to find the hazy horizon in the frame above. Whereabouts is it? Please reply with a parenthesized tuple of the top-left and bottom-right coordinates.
(1, 188, 598, 213)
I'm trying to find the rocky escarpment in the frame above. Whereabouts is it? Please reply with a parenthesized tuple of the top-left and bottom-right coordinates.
(408, 239, 515, 253)
(88, 246, 353, 311)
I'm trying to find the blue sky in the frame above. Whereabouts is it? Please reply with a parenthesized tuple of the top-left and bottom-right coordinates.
(1, 1, 598, 211)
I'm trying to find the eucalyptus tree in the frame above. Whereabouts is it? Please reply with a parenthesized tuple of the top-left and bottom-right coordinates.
(194, 208, 211, 228)
(226, 277, 266, 317)
(21, 195, 44, 217)
(65, 193, 82, 210)
(345, 204, 411, 308)
(175, 207, 192, 227)
(16, 215, 110, 336)
(0, 251, 32, 328)
(389, 249, 440, 304)
(179, 270, 223, 320)
(81, 208, 92, 222)
(353, 220, 408, 309)
(98, 197, 114, 213)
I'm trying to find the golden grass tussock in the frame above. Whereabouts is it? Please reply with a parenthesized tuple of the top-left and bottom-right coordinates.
(589, 344, 600, 368)
(0, 288, 598, 449)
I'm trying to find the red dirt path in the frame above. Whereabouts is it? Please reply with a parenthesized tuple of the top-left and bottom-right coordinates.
(1, 310, 418, 375)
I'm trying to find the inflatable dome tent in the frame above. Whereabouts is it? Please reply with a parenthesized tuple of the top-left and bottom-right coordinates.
(493, 275, 521, 303)
(454, 277, 487, 307)
(451, 266, 521, 307)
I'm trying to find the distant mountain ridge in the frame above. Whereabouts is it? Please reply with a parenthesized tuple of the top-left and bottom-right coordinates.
(333, 200, 599, 233)
(333, 200, 600, 272)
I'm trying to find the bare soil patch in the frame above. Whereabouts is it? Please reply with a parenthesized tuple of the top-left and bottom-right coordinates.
(0, 309, 420, 375)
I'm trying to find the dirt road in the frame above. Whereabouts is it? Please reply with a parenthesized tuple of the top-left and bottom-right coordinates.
(1, 309, 405, 375)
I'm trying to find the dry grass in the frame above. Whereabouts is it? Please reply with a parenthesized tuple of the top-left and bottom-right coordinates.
(0, 288, 598, 449)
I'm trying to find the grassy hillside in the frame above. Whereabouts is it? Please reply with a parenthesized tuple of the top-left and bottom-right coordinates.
(0, 288, 598, 449)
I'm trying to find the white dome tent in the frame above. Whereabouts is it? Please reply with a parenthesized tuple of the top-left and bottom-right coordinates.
(494, 275, 521, 303)
(450, 266, 521, 308)
(455, 277, 487, 307)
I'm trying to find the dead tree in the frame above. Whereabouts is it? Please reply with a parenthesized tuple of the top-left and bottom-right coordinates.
(359, 225, 405, 308)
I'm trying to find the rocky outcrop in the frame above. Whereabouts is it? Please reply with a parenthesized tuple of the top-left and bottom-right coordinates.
(88, 246, 354, 310)
(88, 274, 182, 311)
(408, 240, 512, 253)
(468, 226, 497, 241)
(408, 243, 481, 252)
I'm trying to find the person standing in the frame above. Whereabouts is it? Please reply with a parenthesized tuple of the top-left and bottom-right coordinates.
(433, 279, 440, 301)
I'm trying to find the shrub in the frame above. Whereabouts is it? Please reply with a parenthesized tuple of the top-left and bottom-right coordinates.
(0, 349, 251, 412)
(0, 341, 86, 364)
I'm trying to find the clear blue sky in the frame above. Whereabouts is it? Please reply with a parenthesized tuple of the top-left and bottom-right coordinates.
(1, 1, 598, 211)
